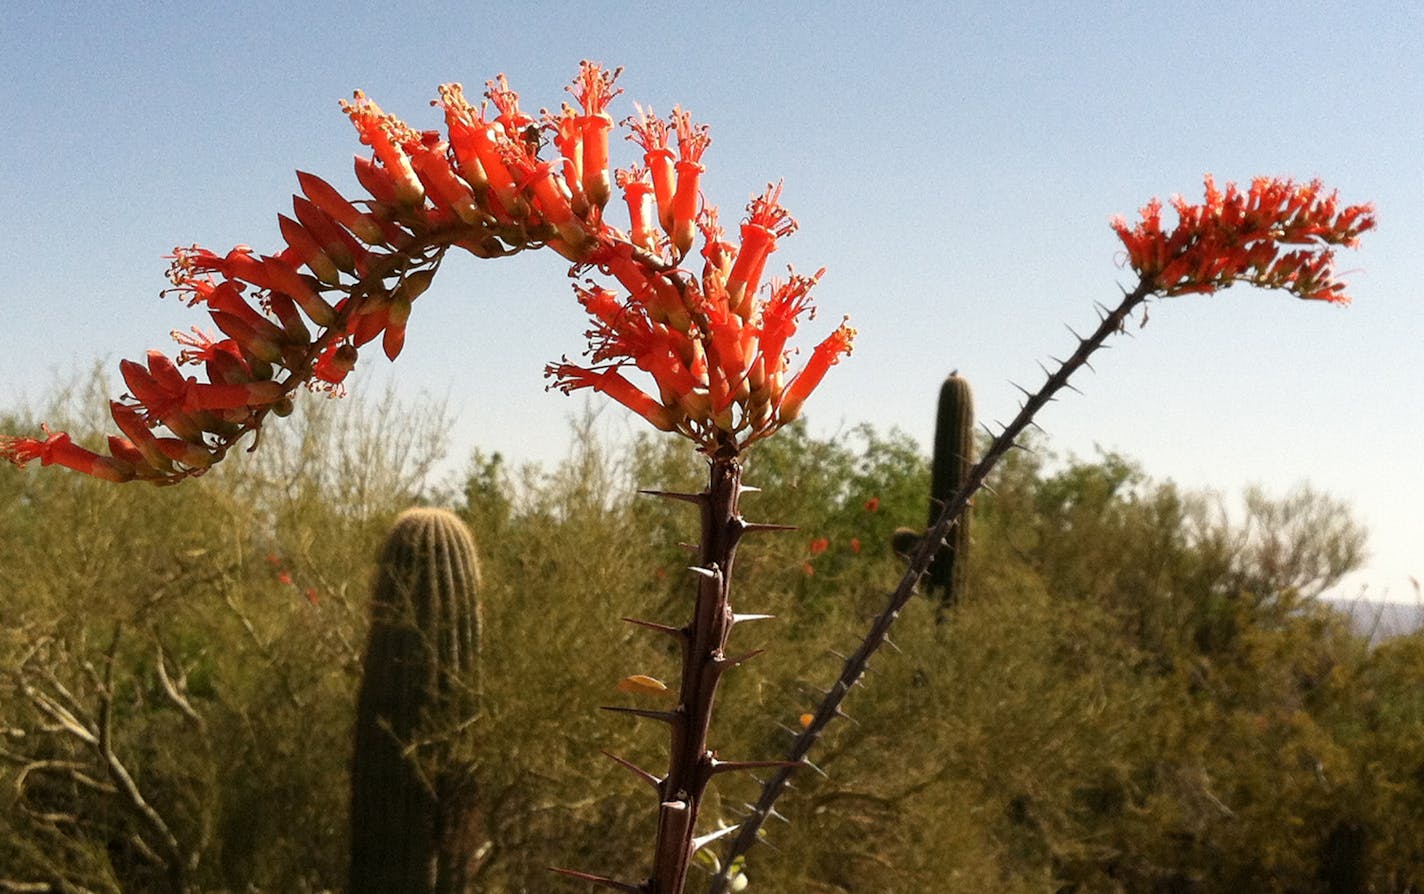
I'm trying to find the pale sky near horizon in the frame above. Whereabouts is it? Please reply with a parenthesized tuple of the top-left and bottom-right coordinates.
(1, 2, 1420, 600)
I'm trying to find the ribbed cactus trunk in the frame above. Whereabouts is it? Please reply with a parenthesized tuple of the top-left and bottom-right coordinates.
(928, 373, 974, 617)
(350, 508, 484, 894)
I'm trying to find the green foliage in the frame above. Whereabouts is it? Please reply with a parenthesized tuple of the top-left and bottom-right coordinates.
(2, 391, 1420, 893)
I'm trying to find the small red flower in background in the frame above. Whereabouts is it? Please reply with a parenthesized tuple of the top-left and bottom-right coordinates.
(801, 562, 815, 577)
(864, 496, 880, 513)
(266, 553, 320, 605)
(1111, 176, 1374, 302)
(849, 537, 862, 554)
(808, 536, 830, 556)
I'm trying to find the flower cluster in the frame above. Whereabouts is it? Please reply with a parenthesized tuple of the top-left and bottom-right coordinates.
(1, 63, 851, 481)
(546, 181, 854, 455)
(1111, 176, 1375, 302)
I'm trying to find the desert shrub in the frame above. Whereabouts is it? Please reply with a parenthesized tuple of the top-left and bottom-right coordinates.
(3, 392, 1419, 893)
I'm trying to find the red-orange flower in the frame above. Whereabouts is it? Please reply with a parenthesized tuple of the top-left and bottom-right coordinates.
(808, 536, 830, 556)
(547, 179, 853, 455)
(0, 427, 135, 483)
(1111, 176, 1375, 302)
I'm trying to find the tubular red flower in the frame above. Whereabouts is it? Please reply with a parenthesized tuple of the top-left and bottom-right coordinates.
(313, 342, 358, 389)
(626, 105, 676, 233)
(295, 171, 386, 246)
(278, 213, 342, 285)
(668, 108, 711, 256)
(617, 167, 657, 253)
(567, 61, 622, 209)
(545, 363, 681, 432)
(0, 428, 135, 483)
(726, 183, 796, 316)
(777, 319, 856, 423)
(340, 90, 425, 206)
(698, 208, 737, 289)
(757, 269, 823, 375)
(434, 84, 496, 196)
(408, 138, 485, 226)
(549, 104, 589, 214)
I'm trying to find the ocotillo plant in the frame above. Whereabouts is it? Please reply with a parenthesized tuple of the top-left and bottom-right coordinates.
(543, 128, 852, 894)
(0, 62, 1376, 894)
(707, 177, 1375, 892)
(0, 63, 852, 894)
(351, 507, 484, 894)
(928, 372, 975, 616)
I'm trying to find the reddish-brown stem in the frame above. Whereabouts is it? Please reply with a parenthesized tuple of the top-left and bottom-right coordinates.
(648, 456, 744, 893)
(705, 278, 1156, 893)
(562, 457, 753, 892)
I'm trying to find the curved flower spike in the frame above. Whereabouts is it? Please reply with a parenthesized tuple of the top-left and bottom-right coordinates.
(3, 63, 844, 486)
(1111, 175, 1375, 302)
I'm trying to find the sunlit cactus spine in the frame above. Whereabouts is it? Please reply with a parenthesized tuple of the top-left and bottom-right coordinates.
(928, 372, 974, 615)
(350, 508, 484, 894)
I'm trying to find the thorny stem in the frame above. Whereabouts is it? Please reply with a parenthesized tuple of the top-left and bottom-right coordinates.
(651, 457, 745, 893)
(559, 452, 760, 893)
(706, 278, 1156, 893)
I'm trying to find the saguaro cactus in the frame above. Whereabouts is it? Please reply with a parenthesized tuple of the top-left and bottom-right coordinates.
(928, 372, 974, 615)
(350, 508, 484, 894)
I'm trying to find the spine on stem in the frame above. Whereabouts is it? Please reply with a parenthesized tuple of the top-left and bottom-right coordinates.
(561, 456, 799, 894)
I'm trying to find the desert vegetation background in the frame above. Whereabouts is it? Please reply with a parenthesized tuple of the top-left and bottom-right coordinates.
(2, 384, 1421, 893)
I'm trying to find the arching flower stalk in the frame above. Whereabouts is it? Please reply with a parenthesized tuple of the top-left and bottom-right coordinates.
(0, 63, 851, 894)
(2, 62, 752, 485)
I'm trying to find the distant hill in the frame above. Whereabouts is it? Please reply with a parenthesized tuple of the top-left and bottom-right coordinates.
(1328, 598, 1424, 644)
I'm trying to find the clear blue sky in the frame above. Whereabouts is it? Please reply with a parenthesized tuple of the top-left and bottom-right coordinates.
(2, 2, 1419, 599)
